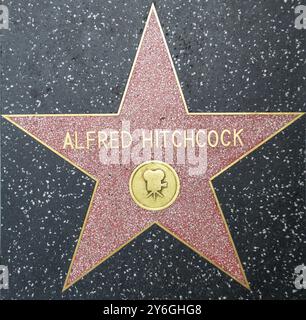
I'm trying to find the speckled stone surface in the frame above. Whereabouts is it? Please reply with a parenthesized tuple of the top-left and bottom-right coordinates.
(0, 0, 305, 300)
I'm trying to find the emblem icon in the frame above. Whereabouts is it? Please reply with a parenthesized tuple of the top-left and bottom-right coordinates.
(129, 161, 180, 211)
(143, 169, 168, 199)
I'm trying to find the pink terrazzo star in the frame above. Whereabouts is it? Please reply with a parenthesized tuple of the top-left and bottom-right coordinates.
(4, 4, 303, 290)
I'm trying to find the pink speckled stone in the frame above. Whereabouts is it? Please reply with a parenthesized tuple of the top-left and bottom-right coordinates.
(7, 7, 300, 290)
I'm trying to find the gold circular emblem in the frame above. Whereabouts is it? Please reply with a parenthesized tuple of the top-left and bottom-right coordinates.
(129, 161, 180, 211)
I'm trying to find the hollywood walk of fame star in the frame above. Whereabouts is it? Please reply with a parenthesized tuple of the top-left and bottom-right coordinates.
(3, 4, 303, 291)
